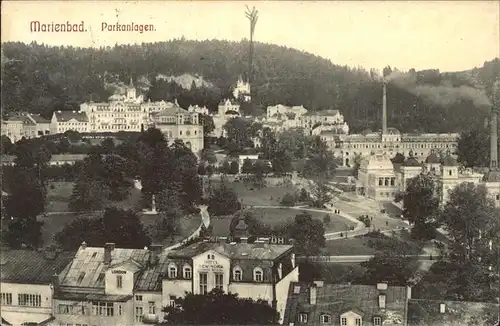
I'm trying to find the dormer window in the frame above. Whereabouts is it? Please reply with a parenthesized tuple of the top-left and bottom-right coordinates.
(233, 266, 242, 281)
(373, 316, 382, 326)
(168, 264, 178, 278)
(253, 267, 263, 282)
(355, 318, 362, 326)
(341, 317, 347, 326)
(183, 265, 192, 279)
(320, 314, 331, 324)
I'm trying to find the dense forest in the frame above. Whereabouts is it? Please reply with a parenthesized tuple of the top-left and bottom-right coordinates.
(2, 40, 500, 133)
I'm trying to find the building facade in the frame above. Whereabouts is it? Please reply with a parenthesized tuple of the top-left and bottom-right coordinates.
(50, 111, 89, 134)
(284, 281, 410, 326)
(162, 239, 299, 324)
(150, 105, 204, 154)
(1, 113, 51, 142)
(356, 151, 500, 207)
(0, 249, 75, 326)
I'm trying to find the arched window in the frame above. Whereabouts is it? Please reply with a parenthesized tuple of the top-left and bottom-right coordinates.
(168, 263, 177, 278)
(320, 314, 331, 324)
(253, 267, 263, 282)
(183, 265, 192, 279)
(233, 266, 243, 281)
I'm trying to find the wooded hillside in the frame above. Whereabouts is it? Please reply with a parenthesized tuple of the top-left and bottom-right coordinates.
(2, 40, 499, 133)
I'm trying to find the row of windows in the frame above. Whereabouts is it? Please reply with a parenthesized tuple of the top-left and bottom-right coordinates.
(378, 177, 396, 186)
(166, 264, 264, 282)
(297, 313, 382, 325)
(344, 142, 456, 150)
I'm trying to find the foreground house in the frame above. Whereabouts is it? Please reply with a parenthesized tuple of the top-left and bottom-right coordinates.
(162, 238, 299, 324)
(283, 282, 410, 326)
(0, 248, 75, 326)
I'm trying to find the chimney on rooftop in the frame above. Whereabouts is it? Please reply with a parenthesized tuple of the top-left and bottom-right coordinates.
(104, 243, 115, 265)
(44, 245, 57, 260)
(51, 273, 60, 293)
(439, 303, 446, 314)
(382, 81, 388, 135)
(81, 241, 87, 250)
(490, 110, 498, 169)
(149, 244, 164, 266)
(309, 284, 317, 305)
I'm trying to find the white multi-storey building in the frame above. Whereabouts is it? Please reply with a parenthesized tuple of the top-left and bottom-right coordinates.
(50, 111, 89, 134)
(0, 248, 74, 326)
(1, 113, 51, 142)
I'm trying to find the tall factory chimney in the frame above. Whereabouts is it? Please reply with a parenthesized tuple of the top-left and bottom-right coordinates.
(382, 81, 388, 134)
(491, 110, 498, 169)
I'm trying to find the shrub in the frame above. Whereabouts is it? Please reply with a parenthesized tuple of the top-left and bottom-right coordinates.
(357, 215, 371, 227)
(280, 193, 296, 207)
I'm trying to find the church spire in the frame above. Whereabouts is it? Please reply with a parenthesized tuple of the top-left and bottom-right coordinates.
(129, 77, 134, 88)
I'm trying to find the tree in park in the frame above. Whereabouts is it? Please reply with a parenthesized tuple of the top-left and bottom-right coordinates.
(102, 154, 132, 201)
(310, 181, 333, 208)
(55, 207, 151, 250)
(439, 182, 498, 265)
(289, 212, 326, 256)
(455, 128, 491, 168)
(161, 288, 279, 325)
(271, 149, 293, 175)
(352, 153, 363, 178)
(402, 173, 440, 240)
(223, 117, 257, 153)
(360, 236, 419, 286)
(100, 137, 115, 153)
(241, 158, 254, 175)
(208, 179, 241, 216)
(69, 179, 110, 212)
(229, 160, 239, 174)
(303, 136, 337, 179)
(5, 167, 45, 220)
(199, 113, 215, 137)
(391, 152, 405, 164)
(1, 135, 13, 154)
(200, 148, 217, 166)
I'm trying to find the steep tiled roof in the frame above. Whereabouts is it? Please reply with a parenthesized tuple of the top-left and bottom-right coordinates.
(283, 282, 408, 325)
(167, 241, 293, 260)
(1, 249, 75, 285)
(408, 299, 499, 326)
(29, 114, 50, 123)
(442, 155, 458, 167)
(59, 246, 149, 288)
(54, 111, 89, 122)
(425, 152, 441, 164)
(304, 109, 340, 117)
(154, 105, 188, 117)
(135, 252, 170, 292)
(403, 157, 422, 167)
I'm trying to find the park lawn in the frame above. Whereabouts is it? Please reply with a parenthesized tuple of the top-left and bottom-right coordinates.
(210, 178, 296, 206)
(208, 207, 355, 237)
(46, 181, 143, 212)
(324, 237, 377, 255)
(248, 207, 354, 233)
(39, 209, 202, 247)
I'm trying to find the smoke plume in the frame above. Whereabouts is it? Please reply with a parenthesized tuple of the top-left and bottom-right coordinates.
(385, 71, 492, 109)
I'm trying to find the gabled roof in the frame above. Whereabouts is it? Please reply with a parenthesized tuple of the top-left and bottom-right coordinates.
(29, 114, 50, 123)
(53, 111, 89, 122)
(167, 241, 293, 260)
(283, 282, 408, 325)
(59, 246, 149, 288)
(442, 155, 458, 167)
(425, 152, 441, 164)
(408, 299, 500, 326)
(304, 109, 341, 117)
(153, 105, 189, 117)
(403, 157, 422, 167)
(1, 249, 75, 285)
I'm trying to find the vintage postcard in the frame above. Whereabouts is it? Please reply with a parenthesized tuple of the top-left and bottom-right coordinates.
(1, 1, 499, 326)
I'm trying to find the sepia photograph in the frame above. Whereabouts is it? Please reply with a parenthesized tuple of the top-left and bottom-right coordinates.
(0, 1, 499, 325)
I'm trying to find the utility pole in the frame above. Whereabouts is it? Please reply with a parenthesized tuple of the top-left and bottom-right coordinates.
(245, 5, 259, 86)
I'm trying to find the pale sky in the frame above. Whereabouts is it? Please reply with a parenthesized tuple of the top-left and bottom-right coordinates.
(1, 1, 499, 72)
